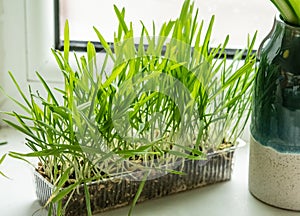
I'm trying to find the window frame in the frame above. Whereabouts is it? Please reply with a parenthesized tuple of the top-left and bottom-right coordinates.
(54, 0, 254, 59)
(54, 0, 110, 53)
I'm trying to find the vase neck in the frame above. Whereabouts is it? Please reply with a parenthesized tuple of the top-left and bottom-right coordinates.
(257, 15, 300, 61)
(272, 15, 300, 38)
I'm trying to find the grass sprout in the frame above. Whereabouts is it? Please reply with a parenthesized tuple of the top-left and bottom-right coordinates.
(1, 0, 256, 215)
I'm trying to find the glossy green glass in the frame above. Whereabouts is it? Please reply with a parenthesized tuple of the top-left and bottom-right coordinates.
(251, 15, 300, 153)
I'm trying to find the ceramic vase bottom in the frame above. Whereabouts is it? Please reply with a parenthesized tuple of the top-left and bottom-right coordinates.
(249, 136, 300, 211)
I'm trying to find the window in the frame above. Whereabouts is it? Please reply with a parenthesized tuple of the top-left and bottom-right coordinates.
(2, 0, 276, 94)
(56, 0, 277, 52)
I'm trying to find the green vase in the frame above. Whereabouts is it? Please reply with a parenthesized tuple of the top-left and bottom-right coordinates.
(249, 15, 300, 210)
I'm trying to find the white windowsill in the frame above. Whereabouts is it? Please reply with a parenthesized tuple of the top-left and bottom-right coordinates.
(0, 127, 299, 216)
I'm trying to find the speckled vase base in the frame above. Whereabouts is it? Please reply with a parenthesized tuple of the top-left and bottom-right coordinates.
(249, 136, 300, 211)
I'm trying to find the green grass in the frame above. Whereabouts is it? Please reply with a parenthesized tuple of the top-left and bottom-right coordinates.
(1, 0, 256, 215)
(270, 0, 300, 26)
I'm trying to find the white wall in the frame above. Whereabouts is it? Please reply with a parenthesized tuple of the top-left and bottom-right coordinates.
(0, 0, 27, 120)
(0, 0, 60, 126)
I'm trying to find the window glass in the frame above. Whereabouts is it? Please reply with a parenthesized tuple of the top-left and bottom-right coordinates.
(59, 0, 276, 49)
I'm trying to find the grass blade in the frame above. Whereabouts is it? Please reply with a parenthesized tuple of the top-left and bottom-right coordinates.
(64, 20, 70, 62)
(128, 172, 148, 216)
